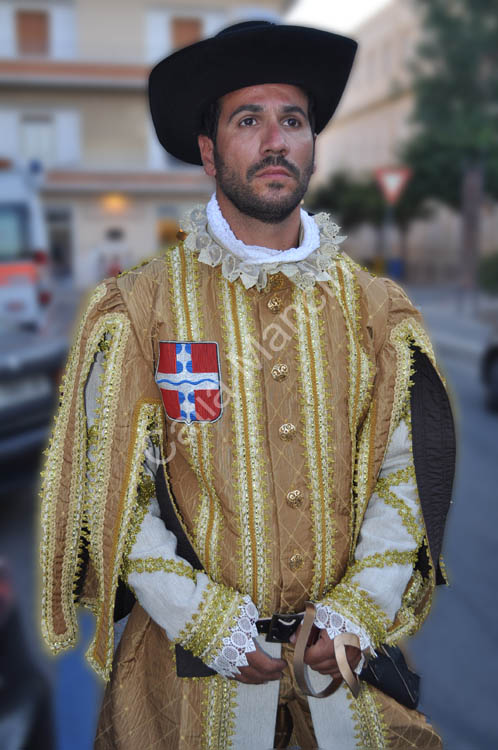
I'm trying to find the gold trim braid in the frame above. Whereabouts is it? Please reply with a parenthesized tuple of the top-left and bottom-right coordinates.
(167, 245, 223, 580)
(175, 581, 246, 666)
(40, 284, 107, 652)
(86, 399, 165, 678)
(218, 277, 271, 613)
(123, 557, 196, 580)
(350, 683, 389, 750)
(82, 315, 130, 613)
(202, 676, 237, 750)
(293, 287, 336, 599)
(388, 317, 436, 444)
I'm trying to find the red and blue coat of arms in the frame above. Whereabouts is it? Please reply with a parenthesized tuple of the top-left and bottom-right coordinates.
(155, 341, 222, 424)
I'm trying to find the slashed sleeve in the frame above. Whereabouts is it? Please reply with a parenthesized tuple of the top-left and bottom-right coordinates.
(313, 403, 424, 670)
(85, 355, 259, 678)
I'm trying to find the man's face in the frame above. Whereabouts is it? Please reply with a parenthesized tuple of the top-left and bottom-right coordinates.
(199, 84, 316, 224)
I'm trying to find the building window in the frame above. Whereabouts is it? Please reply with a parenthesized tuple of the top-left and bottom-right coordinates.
(45, 206, 73, 277)
(171, 17, 203, 50)
(20, 114, 55, 167)
(16, 10, 49, 56)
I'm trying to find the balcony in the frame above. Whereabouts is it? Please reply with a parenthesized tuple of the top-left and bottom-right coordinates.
(0, 58, 148, 90)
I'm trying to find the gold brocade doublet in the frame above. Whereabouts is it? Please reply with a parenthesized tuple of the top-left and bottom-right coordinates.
(40, 227, 445, 749)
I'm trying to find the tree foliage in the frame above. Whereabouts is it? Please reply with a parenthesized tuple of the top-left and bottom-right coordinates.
(307, 170, 432, 234)
(479, 252, 498, 294)
(307, 171, 384, 229)
(402, 0, 498, 207)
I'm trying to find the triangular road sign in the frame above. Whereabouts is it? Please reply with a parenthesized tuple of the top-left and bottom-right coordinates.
(375, 167, 412, 205)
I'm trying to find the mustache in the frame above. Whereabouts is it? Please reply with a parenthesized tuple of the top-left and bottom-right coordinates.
(246, 156, 300, 181)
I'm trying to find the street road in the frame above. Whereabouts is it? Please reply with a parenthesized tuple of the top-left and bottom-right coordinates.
(407, 347, 498, 750)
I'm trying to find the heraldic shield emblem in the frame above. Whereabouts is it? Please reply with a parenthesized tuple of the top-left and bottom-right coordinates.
(155, 341, 223, 424)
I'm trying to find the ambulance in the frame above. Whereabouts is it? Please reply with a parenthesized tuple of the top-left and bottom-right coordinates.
(0, 158, 51, 329)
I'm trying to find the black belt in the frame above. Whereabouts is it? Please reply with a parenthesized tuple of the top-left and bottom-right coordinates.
(256, 612, 304, 643)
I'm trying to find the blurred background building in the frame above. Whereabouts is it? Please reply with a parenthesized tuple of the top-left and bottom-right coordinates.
(310, 0, 498, 281)
(0, 0, 289, 289)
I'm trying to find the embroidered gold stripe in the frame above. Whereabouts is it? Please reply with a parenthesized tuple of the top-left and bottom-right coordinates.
(333, 259, 373, 439)
(389, 317, 436, 444)
(375, 480, 424, 546)
(202, 676, 237, 750)
(120, 473, 156, 574)
(219, 278, 270, 612)
(350, 399, 377, 555)
(40, 283, 107, 651)
(87, 399, 164, 678)
(123, 556, 196, 580)
(293, 288, 335, 598)
(336, 263, 362, 433)
(349, 683, 389, 750)
(82, 316, 130, 607)
(342, 549, 418, 581)
(167, 245, 222, 580)
(324, 581, 391, 646)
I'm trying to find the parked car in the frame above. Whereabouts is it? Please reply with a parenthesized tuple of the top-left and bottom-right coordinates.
(0, 318, 67, 464)
(481, 324, 498, 411)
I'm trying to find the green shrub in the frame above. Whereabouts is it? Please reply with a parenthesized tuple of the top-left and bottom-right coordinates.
(479, 253, 498, 294)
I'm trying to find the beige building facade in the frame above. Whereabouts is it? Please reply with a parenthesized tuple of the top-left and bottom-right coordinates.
(312, 0, 498, 281)
(0, 0, 288, 288)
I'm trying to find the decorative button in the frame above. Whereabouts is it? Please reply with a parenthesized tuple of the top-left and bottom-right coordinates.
(279, 422, 296, 441)
(289, 553, 304, 571)
(286, 489, 303, 508)
(271, 363, 289, 382)
(267, 294, 283, 314)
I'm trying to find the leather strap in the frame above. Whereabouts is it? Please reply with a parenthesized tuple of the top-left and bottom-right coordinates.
(293, 602, 361, 699)
(334, 632, 361, 698)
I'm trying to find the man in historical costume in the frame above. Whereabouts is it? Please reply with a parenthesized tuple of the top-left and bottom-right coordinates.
(40, 20, 455, 750)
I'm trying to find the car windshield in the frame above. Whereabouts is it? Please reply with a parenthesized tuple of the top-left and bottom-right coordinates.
(0, 205, 28, 261)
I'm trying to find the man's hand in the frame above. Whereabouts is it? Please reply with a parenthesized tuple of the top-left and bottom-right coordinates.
(291, 626, 362, 678)
(233, 642, 287, 684)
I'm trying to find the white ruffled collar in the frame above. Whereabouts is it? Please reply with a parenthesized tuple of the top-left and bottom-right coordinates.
(206, 193, 321, 265)
(181, 200, 346, 292)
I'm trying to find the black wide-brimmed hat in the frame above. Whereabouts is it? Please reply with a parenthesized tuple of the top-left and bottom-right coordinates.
(148, 20, 357, 165)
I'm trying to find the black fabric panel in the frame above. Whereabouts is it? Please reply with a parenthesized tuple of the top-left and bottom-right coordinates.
(410, 347, 456, 585)
(154, 464, 204, 571)
(113, 579, 136, 622)
(175, 647, 216, 677)
(73, 527, 89, 602)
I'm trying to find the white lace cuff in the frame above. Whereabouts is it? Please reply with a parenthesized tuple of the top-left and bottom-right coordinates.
(207, 596, 259, 678)
(314, 604, 373, 674)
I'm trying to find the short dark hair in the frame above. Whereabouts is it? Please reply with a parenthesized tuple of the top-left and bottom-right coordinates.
(199, 99, 222, 142)
(199, 90, 316, 143)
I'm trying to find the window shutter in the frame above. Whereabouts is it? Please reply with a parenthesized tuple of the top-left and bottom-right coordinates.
(16, 10, 49, 56)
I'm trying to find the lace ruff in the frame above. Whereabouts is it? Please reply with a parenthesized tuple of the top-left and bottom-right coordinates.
(182, 203, 346, 292)
(208, 596, 259, 677)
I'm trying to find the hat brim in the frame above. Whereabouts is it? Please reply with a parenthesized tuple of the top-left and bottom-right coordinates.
(148, 24, 357, 165)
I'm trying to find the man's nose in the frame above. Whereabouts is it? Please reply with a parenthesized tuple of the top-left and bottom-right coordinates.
(260, 121, 289, 155)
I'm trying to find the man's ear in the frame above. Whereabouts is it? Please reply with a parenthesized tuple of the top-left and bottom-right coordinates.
(198, 134, 216, 177)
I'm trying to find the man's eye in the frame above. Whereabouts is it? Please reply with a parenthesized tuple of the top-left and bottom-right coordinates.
(240, 117, 257, 126)
(284, 117, 301, 127)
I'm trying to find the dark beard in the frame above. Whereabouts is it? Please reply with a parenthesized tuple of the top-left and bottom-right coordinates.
(213, 149, 315, 224)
